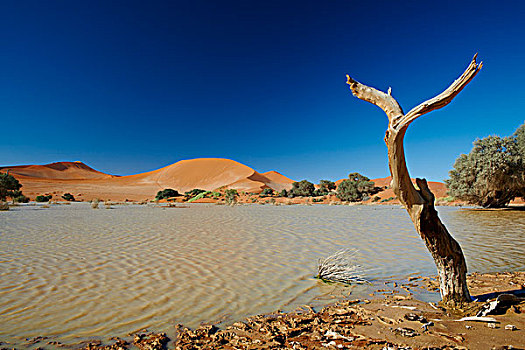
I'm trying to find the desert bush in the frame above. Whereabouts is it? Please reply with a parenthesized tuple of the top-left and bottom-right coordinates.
(290, 180, 315, 197)
(380, 197, 395, 203)
(225, 189, 238, 204)
(35, 194, 52, 202)
(187, 191, 210, 202)
(318, 180, 336, 195)
(260, 188, 274, 197)
(91, 199, 100, 209)
(0, 202, 9, 210)
(184, 188, 206, 200)
(438, 196, 455, 203)
(62, 193, 75, 201)
(446, 125, 525, 208)
(372, 196, 381, 202)
(0, 173, 22, 202)
(336, 173, 377, 202)
(155, 188, 180, 200)
(225, 189, 238, 203)
(14, 194, 30, 203)
(279, 189, 288, 197)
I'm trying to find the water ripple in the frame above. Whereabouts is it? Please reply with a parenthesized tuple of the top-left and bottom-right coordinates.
(0, 203, 523, 344)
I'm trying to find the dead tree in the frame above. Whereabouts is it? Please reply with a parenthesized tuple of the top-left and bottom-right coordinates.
(346, 55, 482, 305)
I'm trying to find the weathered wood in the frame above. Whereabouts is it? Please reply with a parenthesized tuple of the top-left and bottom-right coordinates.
(346, 55, 482, 305)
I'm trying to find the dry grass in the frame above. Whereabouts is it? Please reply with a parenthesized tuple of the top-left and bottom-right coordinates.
(317, 249, 368, 284)
(91, 199, 100, 209)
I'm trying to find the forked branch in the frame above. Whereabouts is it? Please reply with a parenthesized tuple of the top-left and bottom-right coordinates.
(399, 54, 482, 129)
(346, 54, 482, 132)
(346, 75, 404, 122)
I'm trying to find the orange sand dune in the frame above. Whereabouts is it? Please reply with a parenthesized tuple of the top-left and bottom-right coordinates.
(261, 171, 295, 192)
(4, 158, 295, 201)
(0, 161, 114, 180)
(370, 176, 449, 198)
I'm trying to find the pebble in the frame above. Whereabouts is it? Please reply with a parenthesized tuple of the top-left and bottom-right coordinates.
(504, 324, 517, 331)
(488, 323, 497, 328)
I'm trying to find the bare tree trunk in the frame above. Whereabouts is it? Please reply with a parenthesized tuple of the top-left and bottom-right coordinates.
(346, 55, 482, 305)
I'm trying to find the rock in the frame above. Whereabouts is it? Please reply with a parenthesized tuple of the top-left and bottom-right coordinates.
(504, 324, 518, 331)
(392, 327, 418, 337)
(403, 313, 427, 323)
(421, 321, 433, 331)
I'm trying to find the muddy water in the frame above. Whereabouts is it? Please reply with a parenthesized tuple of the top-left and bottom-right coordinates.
(0, 204, 523, 344)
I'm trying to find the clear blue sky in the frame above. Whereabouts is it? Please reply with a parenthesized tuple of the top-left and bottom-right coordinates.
(2, 0, 524, 182)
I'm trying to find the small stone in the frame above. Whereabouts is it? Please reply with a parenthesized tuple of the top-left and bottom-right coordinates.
(466, 325, 472, 329)
(392, 327, 418, 337)
(487, 323, 497, 328)
(504, 324, 517, 331)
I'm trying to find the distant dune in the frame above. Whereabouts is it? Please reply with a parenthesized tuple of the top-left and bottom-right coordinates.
(0, 161, 115, 180)
(370, 176, 448, 198)
(2, 158, 295, 201)
(3, 159, 452, 202)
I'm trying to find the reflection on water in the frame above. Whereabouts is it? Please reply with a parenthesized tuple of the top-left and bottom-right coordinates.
(0, 204, 523, 344)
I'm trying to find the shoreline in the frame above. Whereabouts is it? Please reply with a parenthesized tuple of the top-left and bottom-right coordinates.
(3, 272, 524, 350)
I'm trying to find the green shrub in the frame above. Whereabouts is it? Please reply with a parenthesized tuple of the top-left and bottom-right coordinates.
(187, 191, 210, 202)
(446, 126, 525, 208)
(260, 188, 274, 197)
(14, 194, 30, 203)
(184, 189, 206, 200)
(336, 173, 377, 202)
(318, 180, 336, 195)
(290, 180, 315, 197)
(372, 196, 381, 202)
(35, 194, 52, 202)
(62, 193, 75, 201)
(0, 173, 22, 201)
(225, 189, 238, 204)
(156, 188, 180, 200)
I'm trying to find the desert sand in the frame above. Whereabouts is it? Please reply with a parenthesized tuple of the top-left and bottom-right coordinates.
(0, 158, 295, 201)
(2, 159, 457, 204)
